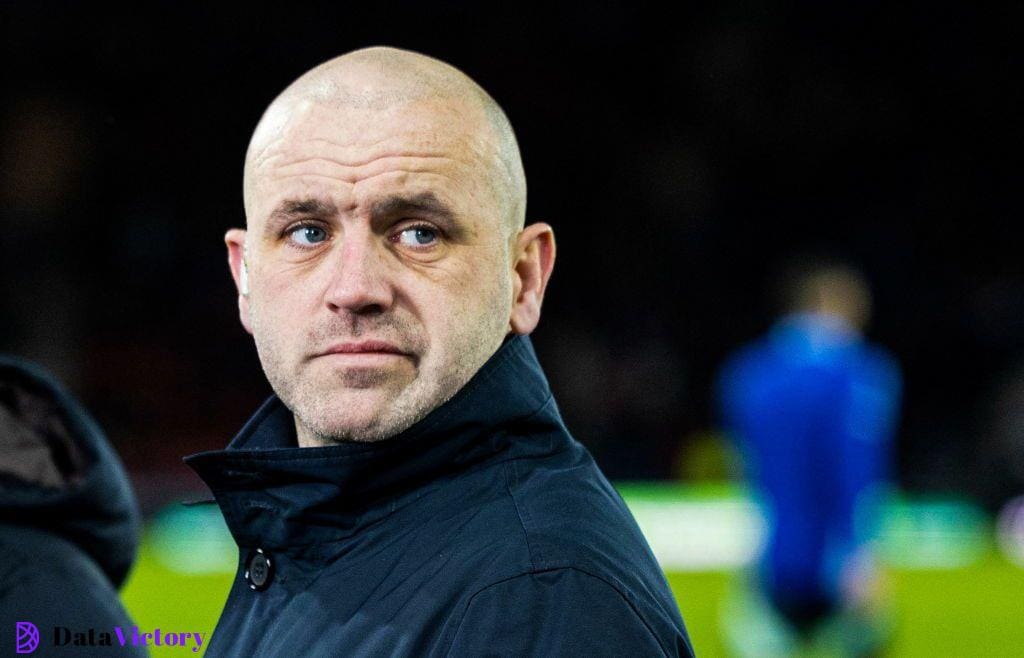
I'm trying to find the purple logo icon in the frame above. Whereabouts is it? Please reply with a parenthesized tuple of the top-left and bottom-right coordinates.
(15, 622, 39, 654)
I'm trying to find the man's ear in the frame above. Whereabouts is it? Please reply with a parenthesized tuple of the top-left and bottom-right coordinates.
(509, 222, 556, 335)
(225, 228, 254, 335)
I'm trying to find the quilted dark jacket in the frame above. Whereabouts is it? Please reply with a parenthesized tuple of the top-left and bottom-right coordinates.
(185, 334, 694, 657)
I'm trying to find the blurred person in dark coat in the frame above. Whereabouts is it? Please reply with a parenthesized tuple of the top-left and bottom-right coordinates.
(184, 46, 693, 657)
(716, 257, 902, 656)
(0, 355, 146, 656)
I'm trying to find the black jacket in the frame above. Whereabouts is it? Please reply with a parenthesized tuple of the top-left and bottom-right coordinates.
(0, 355, 146, 656)
(185, 334, 695, 657)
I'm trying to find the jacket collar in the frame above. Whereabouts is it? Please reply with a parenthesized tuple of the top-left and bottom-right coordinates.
(184, 333, 565, 551)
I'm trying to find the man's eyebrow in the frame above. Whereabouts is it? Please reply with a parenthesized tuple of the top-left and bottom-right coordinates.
(265, 198, 339, 232)
(262, 192, 468, 239)
(369, 192, 458, 225)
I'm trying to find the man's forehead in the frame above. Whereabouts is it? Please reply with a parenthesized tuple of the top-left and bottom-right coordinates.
(250, 97, 492, 169)
(244, 99, 498, 220)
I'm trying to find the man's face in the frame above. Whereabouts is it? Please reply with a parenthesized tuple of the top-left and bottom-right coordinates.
(237, 97, 514, 444)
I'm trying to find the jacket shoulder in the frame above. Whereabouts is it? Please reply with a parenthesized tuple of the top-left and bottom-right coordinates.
(445, 566, 694, 657)
(488, 439, 693, 655)
(0, 524, 142, 647)
(502, 439, 662, 575)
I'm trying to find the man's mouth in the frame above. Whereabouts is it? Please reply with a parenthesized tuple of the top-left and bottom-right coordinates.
(320, 340, 406, 356)
(312, 340, 413, 367)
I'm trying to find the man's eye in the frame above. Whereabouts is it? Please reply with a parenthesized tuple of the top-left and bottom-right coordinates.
(396, 226, 439, 247)
(288, 225, 328, 246)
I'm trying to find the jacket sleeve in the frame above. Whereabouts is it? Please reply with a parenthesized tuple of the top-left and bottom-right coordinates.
(445, 568, 681, 657)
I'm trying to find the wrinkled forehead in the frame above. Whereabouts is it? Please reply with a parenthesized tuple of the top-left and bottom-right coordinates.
(244, 98, 499, 221)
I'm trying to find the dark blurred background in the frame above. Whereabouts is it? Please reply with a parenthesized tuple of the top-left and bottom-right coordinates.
(2, 1, 1022, 512)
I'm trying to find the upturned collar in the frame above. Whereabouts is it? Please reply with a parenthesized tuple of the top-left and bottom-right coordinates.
(183, 333, 566, 551)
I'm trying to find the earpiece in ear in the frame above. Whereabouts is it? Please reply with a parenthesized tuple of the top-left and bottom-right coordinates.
(241, 259, 250, 296)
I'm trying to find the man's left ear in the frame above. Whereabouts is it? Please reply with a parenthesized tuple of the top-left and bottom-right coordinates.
(509, 222, 556, 334)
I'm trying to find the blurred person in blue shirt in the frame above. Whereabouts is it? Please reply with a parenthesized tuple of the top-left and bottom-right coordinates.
(716, 257, 902, 656)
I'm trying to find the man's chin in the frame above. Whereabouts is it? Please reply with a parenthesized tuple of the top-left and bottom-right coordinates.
(306, 351, 417, 388)
(292, 387, 418, 444)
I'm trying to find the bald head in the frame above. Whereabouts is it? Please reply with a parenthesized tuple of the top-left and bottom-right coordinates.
(243, 46, 526, 235)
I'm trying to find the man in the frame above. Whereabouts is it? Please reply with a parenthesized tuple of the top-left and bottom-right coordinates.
(1, 355, 146, 656)
(184, 46, 694, 657)
(716, 258, 901, 656)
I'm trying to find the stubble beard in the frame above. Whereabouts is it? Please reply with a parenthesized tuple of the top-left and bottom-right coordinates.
(248, 280, 510, 445)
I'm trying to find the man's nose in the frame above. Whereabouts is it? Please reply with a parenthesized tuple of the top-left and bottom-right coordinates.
(323, 231, 395, 315)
